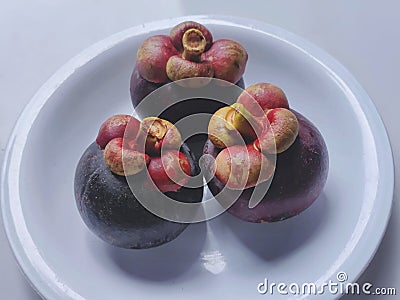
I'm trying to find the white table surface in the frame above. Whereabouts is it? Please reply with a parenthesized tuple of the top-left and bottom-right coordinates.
(0, 1, 398, 299)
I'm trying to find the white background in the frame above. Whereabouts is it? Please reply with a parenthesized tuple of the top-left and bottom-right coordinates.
(0, 1, 398, 299)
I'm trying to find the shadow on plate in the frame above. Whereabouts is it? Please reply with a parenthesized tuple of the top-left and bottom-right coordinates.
(105, 221, 207, 281)
(20, 274, 43, 300)
(223, 193, 328, 261)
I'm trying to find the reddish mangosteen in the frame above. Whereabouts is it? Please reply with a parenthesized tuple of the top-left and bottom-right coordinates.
(203, 83, 329, 222)
(75, 115, 203, 249)
(130, 20, 247, 124)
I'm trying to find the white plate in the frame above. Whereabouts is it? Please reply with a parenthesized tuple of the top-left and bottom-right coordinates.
(1, 16, 394, 300)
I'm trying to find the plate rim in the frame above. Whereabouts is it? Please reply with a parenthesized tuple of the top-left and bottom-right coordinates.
(1, 15, 394, 300)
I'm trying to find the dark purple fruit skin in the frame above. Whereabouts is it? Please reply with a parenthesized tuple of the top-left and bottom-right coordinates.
(203, 111, 329, 223)
(130, 65, 245, 124)
(74, 142, 203, 249)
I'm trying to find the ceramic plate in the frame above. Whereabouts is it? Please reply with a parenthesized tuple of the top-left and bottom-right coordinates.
(1, 16, 394, 300)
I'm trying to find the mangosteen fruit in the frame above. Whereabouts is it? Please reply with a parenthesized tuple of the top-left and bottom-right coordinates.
(130, 20, 247, 123)
(203, 83, 329, 222)
(74, 115, 203, 248)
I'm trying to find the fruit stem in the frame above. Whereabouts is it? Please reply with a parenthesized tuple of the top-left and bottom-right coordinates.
(182, 28, 206, 62)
